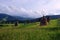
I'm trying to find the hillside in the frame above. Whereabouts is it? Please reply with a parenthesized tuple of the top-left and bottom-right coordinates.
(0, 13, 16, 21)
(0, 13, 33, 21)
(0, 13, 60, 23)
(0, 19, 60, 40)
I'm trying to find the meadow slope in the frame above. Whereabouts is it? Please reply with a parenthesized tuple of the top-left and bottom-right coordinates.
(0, 19, 60, 40)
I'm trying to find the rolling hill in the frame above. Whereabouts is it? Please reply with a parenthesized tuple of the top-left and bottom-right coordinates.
(0, 13, 60, 23)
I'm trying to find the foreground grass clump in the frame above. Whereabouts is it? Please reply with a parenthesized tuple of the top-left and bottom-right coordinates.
(0, 19, 60, 40)
(0, 28, 60, 40)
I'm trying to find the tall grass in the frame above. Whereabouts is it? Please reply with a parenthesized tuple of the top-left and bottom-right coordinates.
(0, 19, 60, 40)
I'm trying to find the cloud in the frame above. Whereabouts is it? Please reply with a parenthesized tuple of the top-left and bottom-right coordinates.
(0, 4, 12, 13)
(0, 4, 42, 18)
(0, 0, 60, 18)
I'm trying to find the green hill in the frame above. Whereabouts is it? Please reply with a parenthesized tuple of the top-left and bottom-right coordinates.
(0, 19, 60, 40)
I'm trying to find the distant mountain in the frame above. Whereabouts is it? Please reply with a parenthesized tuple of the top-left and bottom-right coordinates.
(46, 15, 60, 19)
(14, 16, 33, 21)
(0, 13, 33, 21)
(0, 13, 16, 21)
(0, 13, 60, 23)
(29, 15, 60, 22)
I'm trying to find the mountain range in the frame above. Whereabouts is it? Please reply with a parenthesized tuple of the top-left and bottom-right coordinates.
(0, 13, 60, 22)
(0, 13, 33, 21)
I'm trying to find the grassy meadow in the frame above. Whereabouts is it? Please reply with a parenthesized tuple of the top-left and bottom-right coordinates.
(0, 19, 60, 40)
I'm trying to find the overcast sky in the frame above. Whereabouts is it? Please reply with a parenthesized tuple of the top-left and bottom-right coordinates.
(0, 0, 60, 18)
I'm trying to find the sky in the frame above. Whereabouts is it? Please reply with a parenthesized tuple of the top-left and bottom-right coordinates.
(0, 0, 60, 18)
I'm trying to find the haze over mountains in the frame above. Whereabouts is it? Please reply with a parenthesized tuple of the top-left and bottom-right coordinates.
(0, 13, 32, 21)
(0, 13, 60, 22)
(0, 0, 60, 20)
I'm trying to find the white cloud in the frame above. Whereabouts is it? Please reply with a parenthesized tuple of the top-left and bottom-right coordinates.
(0, 4, 42, 18)
(0, 0, 60, 18)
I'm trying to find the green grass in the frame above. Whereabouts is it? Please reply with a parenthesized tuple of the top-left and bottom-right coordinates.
(0, 19, 60, 40)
